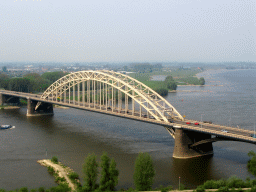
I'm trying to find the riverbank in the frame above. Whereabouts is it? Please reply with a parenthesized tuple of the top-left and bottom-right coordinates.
(0, 105, 20, 109)
(37, 159, 79, 191)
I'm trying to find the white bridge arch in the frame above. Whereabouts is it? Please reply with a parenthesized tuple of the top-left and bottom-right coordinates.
(37, 70, 184, 122)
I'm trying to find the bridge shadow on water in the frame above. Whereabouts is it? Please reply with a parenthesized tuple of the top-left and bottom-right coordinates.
(171, 156, 214, 188)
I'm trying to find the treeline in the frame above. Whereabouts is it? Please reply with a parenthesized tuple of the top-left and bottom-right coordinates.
(0, 71, 176, 97)
(196, 176, 256, 192)
(0, 72, 67, 93)
(144, 75, 177, 96)
(177, 77, 205, 85)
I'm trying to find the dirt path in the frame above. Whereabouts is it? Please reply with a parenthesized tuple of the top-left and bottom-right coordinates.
(38, 159, 76, 191)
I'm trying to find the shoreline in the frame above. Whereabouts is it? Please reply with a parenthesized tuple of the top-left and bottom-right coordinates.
(37, 159, 79, 191)
(0, 106, 20, 109)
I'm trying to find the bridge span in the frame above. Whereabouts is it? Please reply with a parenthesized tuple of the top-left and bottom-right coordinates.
(0, 70, 255, 159)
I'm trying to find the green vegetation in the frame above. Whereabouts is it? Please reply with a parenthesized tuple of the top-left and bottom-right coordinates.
(128, 67, 205, 96)
(41, 71, 67, 84)
(133, 152, 155, 191)
(99, 152, 119, 191)
(82, 152, 119, 192)
(195, 175, 256, 192)
(68, 172, 81, 188)
(248, 151, 256, 176)
(51, 156, 58, 164)
(0, 71, 67, 93)
(83, 153, 99, 192)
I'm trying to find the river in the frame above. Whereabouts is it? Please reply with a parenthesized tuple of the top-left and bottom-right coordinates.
(0, 69, 256, 190)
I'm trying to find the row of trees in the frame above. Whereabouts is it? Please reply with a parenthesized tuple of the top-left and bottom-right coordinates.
(0, 72, 67, 93)
(82, 152, 155, 192)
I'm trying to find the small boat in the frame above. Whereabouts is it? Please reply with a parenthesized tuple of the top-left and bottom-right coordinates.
(0, 125, 15, 129)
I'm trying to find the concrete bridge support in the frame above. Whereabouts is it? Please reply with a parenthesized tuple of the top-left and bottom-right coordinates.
(27, 98, 53, 116)
(0, 93, 20, 106)
(173, 128, 213, 159)
(0, 93, 5, 106)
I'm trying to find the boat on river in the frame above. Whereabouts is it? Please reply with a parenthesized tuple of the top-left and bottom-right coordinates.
(0, 125, 15, 129)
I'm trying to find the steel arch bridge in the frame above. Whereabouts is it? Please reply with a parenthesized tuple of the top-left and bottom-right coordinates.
(36, 70, 184, 122)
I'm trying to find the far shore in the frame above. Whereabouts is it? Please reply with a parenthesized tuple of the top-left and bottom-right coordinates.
(0, 106, 20, 109)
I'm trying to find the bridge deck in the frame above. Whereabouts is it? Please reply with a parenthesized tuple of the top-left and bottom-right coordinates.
(1, 90, 256, 145)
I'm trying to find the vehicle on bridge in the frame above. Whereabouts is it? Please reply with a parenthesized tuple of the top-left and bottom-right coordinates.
(194, 122, 199, 125)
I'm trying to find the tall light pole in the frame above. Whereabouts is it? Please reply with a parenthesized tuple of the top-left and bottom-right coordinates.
(201, 114, 203, 128)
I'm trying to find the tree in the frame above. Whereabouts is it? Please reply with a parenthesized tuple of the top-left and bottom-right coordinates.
(83, 153, 99, 192)
(41, 71, 67, 84)
(2, 66, 7, 72)
(133, 152, 155, 191)
(164, 75, 177, 90)
(199, 77, 205, 85)
(99, 152, 119, 191)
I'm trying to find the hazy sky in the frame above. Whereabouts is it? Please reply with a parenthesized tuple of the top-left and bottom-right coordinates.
(1, 0, 255, 63)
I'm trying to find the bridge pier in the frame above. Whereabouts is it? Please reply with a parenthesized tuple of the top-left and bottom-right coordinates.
(0, 93, 20, 106)
(173, 128, 213, 159)
(27, 98, 53, 116)
(0, 93, 5, 106)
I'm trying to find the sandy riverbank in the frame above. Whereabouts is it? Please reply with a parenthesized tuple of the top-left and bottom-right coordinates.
(37, 159, 78, 191)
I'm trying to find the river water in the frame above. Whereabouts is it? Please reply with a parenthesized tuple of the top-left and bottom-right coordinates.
(1, 69, 256, 190)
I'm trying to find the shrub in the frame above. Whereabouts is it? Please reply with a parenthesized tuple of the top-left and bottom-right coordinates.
(217, 186, 229, 192)
(227, 176, 246, 188)
(47, 166, 55, 175)
(51, 156, 58, 164)
(251, 186, 256, 192)
(196, 185, 205, 192)
(18, 187, 28, 192)
(38, 187, 45, 192)
(55, 176, 66, 183)
(68, 172, 79, 180)
(158, 185, 173, 192)
(49, 183, 71, 192)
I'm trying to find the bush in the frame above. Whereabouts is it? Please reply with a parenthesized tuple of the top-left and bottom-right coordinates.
(38, 187, 45, 192)
(217, 186, 229, 192)
(55, 176, 66, 183)
(68, 172, 79, 180)
(158, 185, 173, 192)
(18, 187, 28, 192)
(227, 176, 246, 188)
(47, 166, 55, 175)
(51, 156, 58, 164)
(49, 183, 71, 192)
(196, 185, 205, 192)
(30, 189, 37, 192)
(203, 179, 226, 189)
(251, 186, 256, 192)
